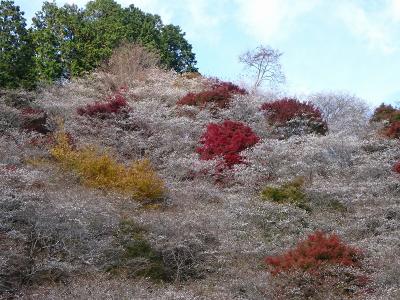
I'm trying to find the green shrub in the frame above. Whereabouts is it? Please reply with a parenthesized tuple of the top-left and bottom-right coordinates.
(105, 219, 167, 281)
(260, 177, 311, 211)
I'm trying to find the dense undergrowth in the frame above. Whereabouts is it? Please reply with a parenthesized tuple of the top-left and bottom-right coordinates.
(77, 91, 130, 118)
(177, 80, 247, 109)
(50, 129, 166, 202)
(197, 120, 260, 170)
(261, 98, 328, 138)
(265, 231, 362, 274)
(1, 57, 400, 299)
(371, 103, 400, 139)
(260, 177, 311, 211)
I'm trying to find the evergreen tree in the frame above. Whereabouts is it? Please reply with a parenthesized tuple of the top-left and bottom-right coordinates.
(31, 2, 90, 81)
(0, 0, 198, 88)
(0, 0, 35, 89)
(31, 0, 197, 81)
(31, 1, 64, 82)
(82, 0, 127, 72)
(160, 24, 197, 73)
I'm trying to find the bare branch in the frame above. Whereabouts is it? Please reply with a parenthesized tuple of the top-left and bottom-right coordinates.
(239, 45, 285, 92)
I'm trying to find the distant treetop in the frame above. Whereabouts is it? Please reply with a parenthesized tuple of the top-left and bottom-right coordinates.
(0, 0, 198, 88)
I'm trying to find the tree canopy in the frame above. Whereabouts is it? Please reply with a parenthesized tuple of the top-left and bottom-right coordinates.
(0, 0, 197, 88)
(0, 0, 36, 89)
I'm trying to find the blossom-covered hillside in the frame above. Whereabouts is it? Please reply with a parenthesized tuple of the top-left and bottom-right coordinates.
(1, 62, 400, 299)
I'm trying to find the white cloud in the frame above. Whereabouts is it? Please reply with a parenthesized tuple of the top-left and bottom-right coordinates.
(61, 0, 173, 23)
(131, 0, 226, 44)
(234, 0, 320, 42)
(64, 0, 88, 6)
(53, 0, 400, 54)
(182, 0, 227, 43)
(58, 0, 225, 44)
(128, 0, 174, 24)
(389, 0, 400, 21)
(337, 1, 398, 54)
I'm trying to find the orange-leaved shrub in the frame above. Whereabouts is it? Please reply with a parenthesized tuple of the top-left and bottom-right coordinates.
(50, 130, 165, 201)
(261, 98, 328, 136)
(197, 120, 259, 170)
(177, 80, 247, 109)
(265, 231, 362, 275)
(77, 91, 129, 118)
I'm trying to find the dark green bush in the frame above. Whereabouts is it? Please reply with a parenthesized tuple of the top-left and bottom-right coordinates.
(105, 219, 167, 281)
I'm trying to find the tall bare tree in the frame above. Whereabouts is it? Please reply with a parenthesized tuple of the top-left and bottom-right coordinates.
(239, 45, 285, 92)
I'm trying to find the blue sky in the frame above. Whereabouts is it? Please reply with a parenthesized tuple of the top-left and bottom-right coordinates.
(15, 0, 400, 105)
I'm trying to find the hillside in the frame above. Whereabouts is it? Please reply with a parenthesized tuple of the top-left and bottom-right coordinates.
(1, 64, 400, 300)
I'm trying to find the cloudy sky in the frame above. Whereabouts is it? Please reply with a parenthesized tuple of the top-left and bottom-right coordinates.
(15, 0, 400, 105)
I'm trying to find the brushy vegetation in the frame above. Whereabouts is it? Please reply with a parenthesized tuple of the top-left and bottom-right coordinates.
(1, 45, 400, 299)
(265, 231, 371, 299)
(50, 129, 165, 202)
(177, 80, 247, 109)
(260, 177, 311, 211)
(384, 121, 400, 139)
(265, 231, 362, 274)
(261, 97, 328, 137)
(104, 219, 167, 281)
(371, 103, 400, 123)
(196, 120, 259, 169)
(267, 266, 373, 299)
(371, 103, 400, 139)
(105, 43, 161, 89)
(77, 91, 130, 118)
(17, 106, 49, 134)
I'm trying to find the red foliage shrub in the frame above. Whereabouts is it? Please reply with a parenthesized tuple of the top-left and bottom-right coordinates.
(261, 98, 328, 137)
(393, 161, 400, 173)
(371, 103, 400, 139)
(177, 81, 247, 109)
(383, 121, 400, 139)
(77, 92, 129, 118)
(262, 98, 326, 126)
(265, 231, 362, 275)
(196, 120, 259, 169)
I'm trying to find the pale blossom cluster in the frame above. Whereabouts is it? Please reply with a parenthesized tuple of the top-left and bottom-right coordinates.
(0, 67, 399, 299)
